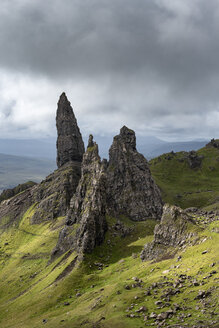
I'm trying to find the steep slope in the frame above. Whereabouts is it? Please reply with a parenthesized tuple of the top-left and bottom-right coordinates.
(0, 206, 218, 328)
(149, 143, 219, 209)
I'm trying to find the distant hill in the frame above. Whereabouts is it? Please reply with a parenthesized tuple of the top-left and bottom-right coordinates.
(0, 137, 207, 161)
(141, 140, 207, 159)
(0, 138, 56, 160)
(93, 135, 207, 159)
(0, 153, 56, 193)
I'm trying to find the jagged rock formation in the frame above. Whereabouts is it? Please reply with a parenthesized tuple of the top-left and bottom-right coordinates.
(107, 126, 163, 221)
(0, 185, 37, 228)
(0, 94, 164, 260)
(0, 181, 36, 203)
(31, 162, 81, 224)
(140, 204, 197, 261)
(0, 93, 84, 227)
(56, 92, 85, 168)
(52, 135, 107, 256)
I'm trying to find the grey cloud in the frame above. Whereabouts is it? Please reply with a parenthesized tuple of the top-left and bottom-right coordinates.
(0, 0, 219, 140)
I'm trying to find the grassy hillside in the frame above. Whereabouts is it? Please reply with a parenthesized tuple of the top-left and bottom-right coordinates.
(150, 145, 219, 209)
(0, 205, 218, 328)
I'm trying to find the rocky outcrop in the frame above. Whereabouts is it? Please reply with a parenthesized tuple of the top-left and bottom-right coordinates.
(0, 186, 36, 228)
(52, 135, 107, 257)
(56, 92, 85, 168)
(0, 181, 36, 203)
(0, 93, 84, 227)
(206, 138, 219, 149)
(0, 93, 164, 259)
(31, 162, 81, 224)
(187, 151, 203, 169)
(140, 204, 197, 261)
(107, 126, 163, 221)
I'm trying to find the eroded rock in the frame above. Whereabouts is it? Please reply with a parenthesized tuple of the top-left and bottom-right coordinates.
(56, 92, 84, 168)
(141, 204, 197, 261)
(107, 126, 163, 221)
(52, 135, 107, 256)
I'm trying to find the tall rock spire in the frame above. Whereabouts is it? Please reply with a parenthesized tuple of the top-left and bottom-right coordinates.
(56, 92, 85, 168)
(107, 126, 163, 221)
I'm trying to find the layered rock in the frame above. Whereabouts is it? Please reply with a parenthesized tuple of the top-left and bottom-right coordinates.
(52, 135, 107, 257)
(140, 204, 197, 261)
(56, 92, 85, 168)
(107, 126, 163, 221)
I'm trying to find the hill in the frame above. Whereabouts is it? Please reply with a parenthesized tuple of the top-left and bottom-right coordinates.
(0, 153, 56, 193)
(0, 205, 218, 328)
(149, 142, 219, 210)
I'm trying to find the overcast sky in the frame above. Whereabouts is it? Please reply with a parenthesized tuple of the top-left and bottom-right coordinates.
(1, 0, 219, 142)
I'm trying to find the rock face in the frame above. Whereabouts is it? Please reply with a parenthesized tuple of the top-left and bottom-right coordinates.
(0, 186, 36, 229)
(140, 204, 197, 261)
(0, 181, 36, 203)
(107, 126, 163, 221)
(31, 162, 81, 224)
(56, 92, 85, 168)
(52, 135, 107, 256)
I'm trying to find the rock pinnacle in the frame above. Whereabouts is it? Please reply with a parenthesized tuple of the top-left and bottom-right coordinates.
(56, 92, 85, 168)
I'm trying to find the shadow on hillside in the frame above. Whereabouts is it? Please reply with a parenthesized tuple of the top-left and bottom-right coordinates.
(84, 219, 156, 270)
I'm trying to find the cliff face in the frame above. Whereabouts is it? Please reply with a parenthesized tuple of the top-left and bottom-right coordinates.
(52, 135, 107, 256)
(0, 94, 164, 259)
(107, 126, 163, 221)
(56, 92, 85, 168)
(68, 135, 107, 253)
(140, 204, 197, 261)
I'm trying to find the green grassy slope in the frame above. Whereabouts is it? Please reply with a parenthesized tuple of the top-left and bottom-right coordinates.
(0, 206, 218, 328)
(150, 145, 219, 209)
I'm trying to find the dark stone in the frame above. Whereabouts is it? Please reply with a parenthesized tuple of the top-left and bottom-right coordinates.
(194, 290, 211, 300)
(107, 126, 163, 221)
(56, 92, 85, 168)
(52, 136, 107, 256)
(31, 162, 81, 224)
(0, 181, 36, 203)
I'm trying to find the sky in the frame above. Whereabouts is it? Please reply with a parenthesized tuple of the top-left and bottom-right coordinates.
(1, 0, 219, 142)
